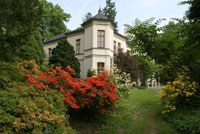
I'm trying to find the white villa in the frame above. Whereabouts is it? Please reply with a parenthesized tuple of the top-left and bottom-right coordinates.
(44, 9, 128, 78)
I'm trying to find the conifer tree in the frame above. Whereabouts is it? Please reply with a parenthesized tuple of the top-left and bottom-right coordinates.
(0, 0, 45, 64)
(83, 12, 92, 23)
(103, 0, 118, 32)
(49, 40, 80, 78)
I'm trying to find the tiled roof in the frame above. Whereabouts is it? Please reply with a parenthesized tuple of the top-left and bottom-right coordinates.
(44, 9, 127, 44)
(44, 34, 66, 44)
(82, 9, 112, 26)
(92, 9, 111, 20)
(44, 27, 84, 44)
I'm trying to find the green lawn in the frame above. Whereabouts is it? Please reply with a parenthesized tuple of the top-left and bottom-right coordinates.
(99, 89, 178, 134)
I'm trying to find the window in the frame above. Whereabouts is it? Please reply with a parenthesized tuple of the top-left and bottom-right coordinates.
(118, 42, 121, 50)
(97, 30, 105, 48)
(118, 42, 123, 52)
(110, 58, 113, 68)
(114, 41, 116, 53)
(97, 62, 104, 74)
(76, 39, 81, 54)
(48, 48, 52, 57)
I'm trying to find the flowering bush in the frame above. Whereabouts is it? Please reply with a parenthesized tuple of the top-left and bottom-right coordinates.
(25, 66, 120, 113)
(15, 59, 40, 75)
(110, 64, 135, 98)
(0, 62, 25, 89)
(160, 69, 200, 114)
(0, 87, 75, 134)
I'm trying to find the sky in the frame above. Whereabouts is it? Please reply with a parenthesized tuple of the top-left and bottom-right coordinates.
(47, 0, 189, 34)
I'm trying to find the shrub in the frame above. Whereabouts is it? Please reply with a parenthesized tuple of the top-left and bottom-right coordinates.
(166, 107, 200, 134)
(15, 59, 40, 75)
(87, 68, 96, 77)
(0, 86, 75, 134)
(110, 65, 135, 98)
(25, 66, 120, 114)
(160, 68, 200, 114)
(49, 40, 80, 78)
(0, 62, 25, 89)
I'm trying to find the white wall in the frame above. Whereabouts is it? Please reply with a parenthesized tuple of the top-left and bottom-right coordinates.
(113, 34, 127, 53)
(44, 19, 127, 78)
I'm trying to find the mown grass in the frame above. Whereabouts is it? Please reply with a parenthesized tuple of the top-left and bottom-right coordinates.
(70, 89, 178, 134)
(99, 89, 178, 134)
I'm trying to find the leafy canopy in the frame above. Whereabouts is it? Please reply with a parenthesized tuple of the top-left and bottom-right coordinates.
(39, 0, 71, 41)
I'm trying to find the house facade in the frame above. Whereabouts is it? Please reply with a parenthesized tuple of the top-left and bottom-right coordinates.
(44, 9, 128, 78)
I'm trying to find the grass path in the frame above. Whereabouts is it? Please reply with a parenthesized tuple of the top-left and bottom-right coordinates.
(99, 89, 178, 134)
(71, 89, 178, 134)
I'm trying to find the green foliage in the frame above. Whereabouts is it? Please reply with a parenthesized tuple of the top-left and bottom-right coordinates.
(40, 0, 71, 41)
(0, 87, 75, 134)
(136, 56, 158, 87)
(16, 30, 45, 65)
(103, 0, 118, 32)
(0, 0, 43, 32)
(114, 50, 140, 82)
(110, 65, 135, 98)
(183, 0, 200, 20)
(165, 107, 200, 134)
(87, 68, 96, 77)
(83, 12, 92, 23)
(180, 20, 200, 84)
(159, 63, 178, 84)
(39, 61, 50, 72)
(49, 40, 80, 78)
(160, 68, 200, 114)
(0, 0, 70, 64)
(156, 21, 182, 65)
(0, 0, 45, 64)
(0, 62, 25, 89)
(125, 18, 163, 59)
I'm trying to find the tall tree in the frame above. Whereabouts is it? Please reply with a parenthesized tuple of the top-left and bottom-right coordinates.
(0, 0, 45, 64)
(136, 56, 158, 87)
(125, 18, 163, 60)
(178, 1, 200, 83)
(49, 40, 80, 78)
(82, 12, 92, 23)
(39, 0, 71, 41)
(114, 49, 140, 83)
(180, 0, 200, 20)
(125, 19, 183, 84)
(103, 0, 118, 32)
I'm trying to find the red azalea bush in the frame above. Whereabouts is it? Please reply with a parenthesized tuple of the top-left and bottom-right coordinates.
(25, 66, 120, 113)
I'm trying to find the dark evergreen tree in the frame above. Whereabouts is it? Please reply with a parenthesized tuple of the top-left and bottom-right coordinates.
(103, 0, 118, 32)
(180, 0, 200, 20)
(49, 40, 80, 78)
(0, 0, 45, 64)
(16, 30, 45, 64)
(178, 0, 200, 83)
(82, 12, 92, 23)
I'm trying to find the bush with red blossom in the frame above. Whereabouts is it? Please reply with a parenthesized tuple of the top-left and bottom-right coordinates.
(25, 66, 120, 113)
